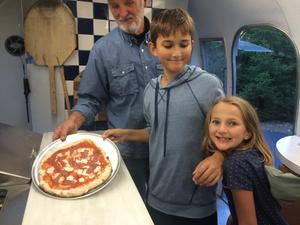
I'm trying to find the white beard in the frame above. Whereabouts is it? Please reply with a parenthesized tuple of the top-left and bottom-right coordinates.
(118, 15, 143, 34)
(117, 1, 144, 35)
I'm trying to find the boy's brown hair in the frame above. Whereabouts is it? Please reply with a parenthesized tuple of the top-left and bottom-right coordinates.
(150, 8, 196, 44)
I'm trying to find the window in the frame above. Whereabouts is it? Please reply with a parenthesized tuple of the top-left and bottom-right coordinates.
(234, 26, 297, 167)
(199, 38, 227, 92)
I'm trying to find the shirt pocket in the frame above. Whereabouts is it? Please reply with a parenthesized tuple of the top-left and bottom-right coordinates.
(111, 64, 139, 96)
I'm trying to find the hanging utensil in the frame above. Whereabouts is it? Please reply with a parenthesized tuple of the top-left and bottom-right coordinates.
(57, 57, 71, 116)
(23, 0, 76, 115)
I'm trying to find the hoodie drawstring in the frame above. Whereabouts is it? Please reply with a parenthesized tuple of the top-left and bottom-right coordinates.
(163, 89, 170, 157)
(153, 81, 170, 157)
(154, 82, 159, 131)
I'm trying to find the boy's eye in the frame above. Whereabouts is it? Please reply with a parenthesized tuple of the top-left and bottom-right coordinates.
(162, 42, 173, 48)
(180, 40, 190, 48)
(164, 45, 172, 49)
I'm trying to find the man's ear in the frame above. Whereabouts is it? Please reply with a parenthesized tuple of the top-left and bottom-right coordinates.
(147, 42, 157, 56)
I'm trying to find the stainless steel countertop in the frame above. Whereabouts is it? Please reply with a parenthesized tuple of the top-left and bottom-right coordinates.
(0, 122, 42, 180)
(0, 123, 42, 225)
(0, 184, 30, 225)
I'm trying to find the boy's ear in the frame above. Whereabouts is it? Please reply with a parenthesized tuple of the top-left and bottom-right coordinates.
(147, 42, 157, 56)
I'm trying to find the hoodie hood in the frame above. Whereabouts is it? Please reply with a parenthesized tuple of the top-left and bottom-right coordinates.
(149, 64, 205, 89)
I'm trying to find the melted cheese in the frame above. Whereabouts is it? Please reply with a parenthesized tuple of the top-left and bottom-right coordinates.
(46, 167, 55, 174)
(64, 166, 74, 172)
(66, 175, 74, 181)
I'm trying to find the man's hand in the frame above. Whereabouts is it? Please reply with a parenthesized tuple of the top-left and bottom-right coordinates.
(192, 151, 224, 186)
(52, 112, 85, 141)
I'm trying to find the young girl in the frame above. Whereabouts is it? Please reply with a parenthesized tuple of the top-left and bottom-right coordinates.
(201, 96, 288, 225)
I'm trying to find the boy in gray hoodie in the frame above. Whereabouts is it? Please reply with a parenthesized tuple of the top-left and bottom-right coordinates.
(102, 8, 224, 225)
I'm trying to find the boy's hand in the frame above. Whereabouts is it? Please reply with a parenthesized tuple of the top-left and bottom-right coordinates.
(102, 129, 127, 143)
(192, 151, 224, 186)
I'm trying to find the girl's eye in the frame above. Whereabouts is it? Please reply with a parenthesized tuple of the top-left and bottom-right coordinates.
(211, 119, 220, 125)
(227, 121, 237, 126)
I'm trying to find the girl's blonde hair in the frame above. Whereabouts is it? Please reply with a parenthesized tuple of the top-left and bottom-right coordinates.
(202, 96, 273, 165)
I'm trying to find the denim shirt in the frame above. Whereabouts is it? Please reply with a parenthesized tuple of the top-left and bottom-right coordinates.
(72, 24, 162, 158)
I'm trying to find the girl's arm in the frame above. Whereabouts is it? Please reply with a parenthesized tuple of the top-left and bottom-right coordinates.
(231, 189, 257, 225)
(102, 128, 149, 143)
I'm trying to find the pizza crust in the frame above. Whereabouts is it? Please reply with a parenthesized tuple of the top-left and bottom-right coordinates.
(38, 139, 112, 197)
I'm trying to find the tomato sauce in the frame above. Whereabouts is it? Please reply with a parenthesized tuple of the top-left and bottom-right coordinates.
(41, 140, 110, 190)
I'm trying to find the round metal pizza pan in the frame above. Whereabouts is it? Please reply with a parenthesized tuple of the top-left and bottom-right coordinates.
(31, 132, 121, 199)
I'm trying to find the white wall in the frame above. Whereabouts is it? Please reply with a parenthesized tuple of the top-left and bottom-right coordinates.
(0, 0, 30, 129)
(276, 0, 300, 134)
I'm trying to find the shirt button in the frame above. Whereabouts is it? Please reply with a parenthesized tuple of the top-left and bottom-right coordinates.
(122, 71, 125, 74)
(145, 66, 148, 70)
(141, 49, 144, 52)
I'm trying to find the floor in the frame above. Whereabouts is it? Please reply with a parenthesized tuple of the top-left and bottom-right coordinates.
(217, 194, 230, 225)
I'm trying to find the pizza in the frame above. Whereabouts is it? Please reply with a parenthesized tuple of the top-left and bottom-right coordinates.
(38, 139, 112, 197)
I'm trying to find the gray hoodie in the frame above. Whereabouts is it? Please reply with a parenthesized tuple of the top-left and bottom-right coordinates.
(143, 65, 224, 218)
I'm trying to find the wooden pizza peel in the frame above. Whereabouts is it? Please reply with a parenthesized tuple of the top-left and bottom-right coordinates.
(24, 0, 75, 115)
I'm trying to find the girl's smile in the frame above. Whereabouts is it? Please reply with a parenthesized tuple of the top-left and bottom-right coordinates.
(209, 102, 251, 152)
